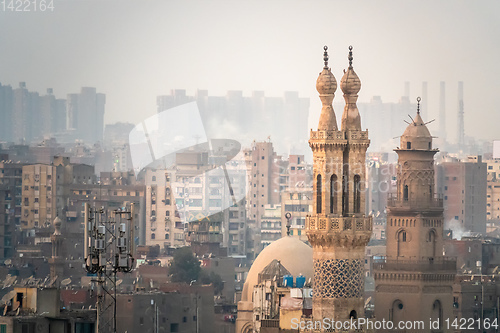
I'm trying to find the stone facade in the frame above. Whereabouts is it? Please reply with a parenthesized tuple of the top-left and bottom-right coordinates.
(306, 46, 372, 324)
(374, 99, 456, 332)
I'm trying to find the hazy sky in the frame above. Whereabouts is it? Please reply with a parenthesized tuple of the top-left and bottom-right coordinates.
(1, 0, 499, 144)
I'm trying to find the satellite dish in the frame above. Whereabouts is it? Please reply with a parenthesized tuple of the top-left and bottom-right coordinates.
(4, 259, 11, 266)
(61, 278, 71, 286)
(1, 290, 17, 305)
(116, 279, 123, 287)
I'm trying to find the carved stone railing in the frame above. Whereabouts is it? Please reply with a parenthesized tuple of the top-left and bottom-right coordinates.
(387, 197, 443, 209)
(306, 215, 372, 233)
(373, 257, 456, 272)
(309, 130, 345, 140)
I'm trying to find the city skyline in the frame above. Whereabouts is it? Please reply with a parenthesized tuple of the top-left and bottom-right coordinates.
(0, 0, 499, 146)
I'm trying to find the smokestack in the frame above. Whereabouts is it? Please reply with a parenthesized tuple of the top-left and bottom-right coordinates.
(458, 81, 465, 150)
(439, 82, 446, 140)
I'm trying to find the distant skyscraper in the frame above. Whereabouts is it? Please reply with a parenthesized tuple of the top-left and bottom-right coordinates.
(156, 89, 310, 155)
(67, 87, 105, 144)
(404, 81, 410, 98)
(0, 83, 14, 142)
(12, 82, 39, 143)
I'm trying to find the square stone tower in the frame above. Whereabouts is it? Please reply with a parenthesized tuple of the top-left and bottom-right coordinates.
(374, 98, 456, 332)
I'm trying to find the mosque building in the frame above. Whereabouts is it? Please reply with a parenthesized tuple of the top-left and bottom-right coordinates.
(373, 98, 456, 332)
(236, 45, 372, 333)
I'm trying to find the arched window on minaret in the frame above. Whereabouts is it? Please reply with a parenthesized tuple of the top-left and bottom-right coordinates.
(431, 300, 443, 330)
(428, 229, 437, 257)
(403, 185, 409, 201)
(353, 175, 361, 213)
(330, 174, 338, 214)
(317, 174, 322, 214)
(397, 229, 407, 256)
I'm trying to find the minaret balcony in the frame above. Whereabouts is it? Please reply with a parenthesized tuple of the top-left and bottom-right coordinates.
(306, 215, 372, 233)
(373, 256, 457, 272)
(309, 129, 346, 142)
(387, 196, 443, 211)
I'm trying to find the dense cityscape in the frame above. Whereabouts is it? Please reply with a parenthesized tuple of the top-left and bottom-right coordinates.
(1, 1, 500, 333)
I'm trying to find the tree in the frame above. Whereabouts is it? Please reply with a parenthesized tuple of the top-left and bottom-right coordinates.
(199, 270, 224, 295)
(169, 247, 201, 283)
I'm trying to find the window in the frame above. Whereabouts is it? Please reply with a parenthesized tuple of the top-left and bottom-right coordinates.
(151, 233, 155, 240)
(403, 185, 409, 201)
(330, 174, 338, 214)
(407, 142, 411, 149)
(353, 175, 361, 213)
(316, 174, 322, 214)
(152, 176, 156, 181)
(165, 234, 169, 239)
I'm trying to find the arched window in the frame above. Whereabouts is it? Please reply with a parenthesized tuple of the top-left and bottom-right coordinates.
(390, 300, 404, 323)
(353, 175, 361, 213)
(403, 185, 409, 201)
(349, 310, 357, 319)
(398, 230, 407, 242)
(330, 174, 338, 214)
(317, 174, 322, 214)
(431, 300, 443, 329)
(151, 233, 155, 240)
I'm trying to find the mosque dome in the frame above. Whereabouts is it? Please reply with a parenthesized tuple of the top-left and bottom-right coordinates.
(316, 46, 337, 95)
(400, 97, 433, 150)
(241, 236, 313, 302)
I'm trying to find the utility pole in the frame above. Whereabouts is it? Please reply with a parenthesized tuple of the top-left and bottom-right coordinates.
(84, 203, 136, 333)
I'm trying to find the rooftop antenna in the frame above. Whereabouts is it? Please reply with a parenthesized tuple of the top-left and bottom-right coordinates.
(84, 203, 136, 333)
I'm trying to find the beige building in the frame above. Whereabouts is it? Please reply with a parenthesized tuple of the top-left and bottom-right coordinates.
(21, 164, 56, 229)
(436, 155, 487, 235)
(145, 148, 247, 255)
(374, 99, 456, 331)
(21, 157, 95, 230)
(280, 189, 311, 242)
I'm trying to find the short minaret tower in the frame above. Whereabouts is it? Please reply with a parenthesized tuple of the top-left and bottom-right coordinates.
(49, 216, 65, 283)
(374, 98, 456, 331)
(306, 46, 372, 323)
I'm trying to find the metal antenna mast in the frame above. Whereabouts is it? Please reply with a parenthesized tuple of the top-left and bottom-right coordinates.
(84, 203, 136, 333)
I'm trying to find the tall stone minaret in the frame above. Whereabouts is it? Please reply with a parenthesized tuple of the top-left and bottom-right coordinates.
(374, 98, 456, 331)
(306, 46, 372, 323)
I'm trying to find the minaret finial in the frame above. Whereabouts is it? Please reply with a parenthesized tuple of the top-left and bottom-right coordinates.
(417, 97, 421, 114)
(348, 45, 353, 68)
(323, 45, 329, 69)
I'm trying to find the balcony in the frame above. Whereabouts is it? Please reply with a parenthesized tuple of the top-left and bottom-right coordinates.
(306, 215, 372, 233)
(387, 197, 443, 211)
(373, 257, 456, 272)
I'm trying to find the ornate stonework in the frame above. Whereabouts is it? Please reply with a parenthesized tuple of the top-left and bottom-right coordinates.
(306, 46, 370, 324)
